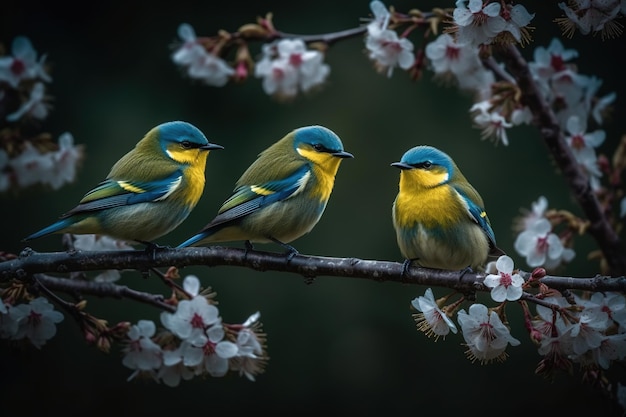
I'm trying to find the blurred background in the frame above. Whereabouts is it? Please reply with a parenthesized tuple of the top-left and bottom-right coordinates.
(1, 1, 624, 416)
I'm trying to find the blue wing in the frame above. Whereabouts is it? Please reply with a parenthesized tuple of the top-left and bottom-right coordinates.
(61, 169, 183, 218)
(454, 187, 497, 246)
(204, 164, 311, 228)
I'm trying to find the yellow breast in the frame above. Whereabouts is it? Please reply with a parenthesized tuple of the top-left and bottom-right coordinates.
(178, 151, 209, 208)
(395, 169, 462, 228)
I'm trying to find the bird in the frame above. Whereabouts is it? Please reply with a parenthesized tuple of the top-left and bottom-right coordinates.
(391, 145, 504, 273)
(23, 121, 224, 246)
(177, 125, 353, 259)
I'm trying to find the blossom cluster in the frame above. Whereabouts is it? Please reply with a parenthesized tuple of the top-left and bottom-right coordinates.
(171, 23, 330, 99)
(0, 296, 64, 349)
(412, 261, 626, 370)
(513, 196, 576, 271)
(411, 283, 521, 364)
(532, 291, 626, 373)
(121, 275, 267, 386)
(0, 36, 83, 192)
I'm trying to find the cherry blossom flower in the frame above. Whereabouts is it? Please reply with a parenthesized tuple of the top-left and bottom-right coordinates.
(457, 303, 520, 364)
(0, 299, 19, 338)
(230, 311, 266, 381)
(470, 104, 513, 145)
(500, 3, 535, 44)
(591, 333, 626, 369)
(122, 320, 163, 377)
(529, 38, 579, 80)
(10, 297, 64, 349)
(453, 0, 507, 47)
(157, 345, 196, 387)
(44, 132, 83, 190)
(564, 115, 606, 154)
(514, 218, 575, 269)
(531, 296, 571, 340)
(0, 36, 51, 88)
(558, 0, 622, 39)
(254, 39, 330, 98)
(160, 295, 220, 341)
(411, 288, 457, 340)
(171, 23, 234, 87)
(513, 196, 549, 236)
(7, 133, 83, 191)
(424, 34, 481, 78)
(6, 81, 48, 121)
(483, 255, 524, 302)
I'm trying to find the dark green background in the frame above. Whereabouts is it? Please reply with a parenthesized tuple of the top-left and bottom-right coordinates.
(1, 1, 624, 416)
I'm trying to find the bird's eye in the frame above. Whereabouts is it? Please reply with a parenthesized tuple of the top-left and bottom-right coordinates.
(416, 161, 432, 169)
(312, 143, 325, 152)
(181, 140, 192, 149)
(423, 161, 432, 168)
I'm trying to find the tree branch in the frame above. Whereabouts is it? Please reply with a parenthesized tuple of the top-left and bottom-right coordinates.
(1, 247, 624, 294)
(497, 44, 626, 276)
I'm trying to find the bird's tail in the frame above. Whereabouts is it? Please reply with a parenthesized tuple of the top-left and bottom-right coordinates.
(23, 218, 74, 242)
(176, 228, 216, 249)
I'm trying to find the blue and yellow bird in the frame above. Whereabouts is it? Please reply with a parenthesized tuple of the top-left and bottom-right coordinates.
(391, 145, 504, 272)
(23, 121, 223, 245)
(177, 125, 353, 258)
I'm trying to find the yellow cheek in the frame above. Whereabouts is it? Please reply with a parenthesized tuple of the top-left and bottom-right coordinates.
(401, 169, 448, 192)
(166, 148, 201, 165)
(297, 148, 343, 202)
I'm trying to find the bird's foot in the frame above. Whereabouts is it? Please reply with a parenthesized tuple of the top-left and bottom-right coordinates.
(243, 240, 254, 260)
(138, 240, 169, 261)
(459, 266, 474, 281)
(285, 247, 299, 262)
(269, 237, 298, 262)
(401, 259, 413, 277)
(458, 266, 477, 301)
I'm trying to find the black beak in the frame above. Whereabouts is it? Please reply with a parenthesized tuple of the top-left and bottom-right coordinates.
(332, 150, 354, 159)
(201, 143, 225, 151)
(391, 162, 413, 170)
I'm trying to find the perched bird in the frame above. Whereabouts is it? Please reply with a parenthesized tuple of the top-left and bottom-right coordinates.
(23, 121, 224, 246)
(177, 125, 353, 258)
(391, 145, 504, 272)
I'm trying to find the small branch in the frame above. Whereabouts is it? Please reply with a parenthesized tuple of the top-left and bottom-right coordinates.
(33, 272, 175, 312)
(498, 44, 626, 276)
(1, 247, 624, 294)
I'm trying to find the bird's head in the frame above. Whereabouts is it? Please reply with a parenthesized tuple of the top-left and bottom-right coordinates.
(292, 125, 353, 173)
(153, 121, 224, 165)
(391, 145, 455, 188)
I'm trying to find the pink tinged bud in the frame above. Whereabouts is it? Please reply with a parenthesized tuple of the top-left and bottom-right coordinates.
(235, 61, 248, 80)
(529, 328, 543, 344)
(84, 329, 97, 344)
(531, 267, 547, 280)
